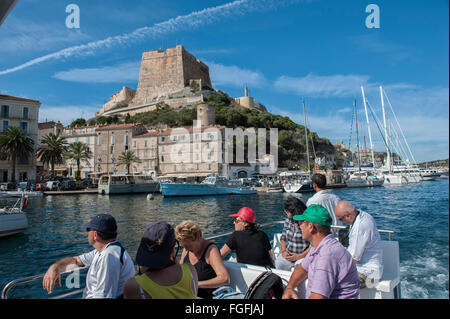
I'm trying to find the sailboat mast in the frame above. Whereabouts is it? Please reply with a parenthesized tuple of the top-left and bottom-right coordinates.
(361, 86, 376, 168)
(354, 99, 361, 173)
(302, 100, 311, 178)
(380, 85, 391, 172)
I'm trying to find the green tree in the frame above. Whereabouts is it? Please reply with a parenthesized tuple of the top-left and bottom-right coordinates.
(118, 151, 139, 174)
(65, 141, 93, 180)
(37, 133, 68, 179)
(70, 118, 86, 128)
(0, 126, 35, 183)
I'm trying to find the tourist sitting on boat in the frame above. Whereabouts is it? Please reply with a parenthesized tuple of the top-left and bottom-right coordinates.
(175, 220, 230, 299)
(123, 221, 198, 299)
(275, 196, 310, 271)
(307, 173, 347, 244)
(42, 214, 135, 299)
(220, 207, 274, 268)
(282, 205, 360, 299)
(334, 200, 384, 288)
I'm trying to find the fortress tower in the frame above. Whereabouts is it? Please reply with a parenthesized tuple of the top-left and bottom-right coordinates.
(131, 45, 212, 106)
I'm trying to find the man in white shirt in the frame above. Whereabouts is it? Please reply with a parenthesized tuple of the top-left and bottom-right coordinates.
(306, 174, 344, 240)
(334, 201, 384, 288)
(43, 214, 135, 298)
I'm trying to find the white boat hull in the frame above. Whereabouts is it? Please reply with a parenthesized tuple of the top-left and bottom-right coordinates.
(0, 211, 28, 237)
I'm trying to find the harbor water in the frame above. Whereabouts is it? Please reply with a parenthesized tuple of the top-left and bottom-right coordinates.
(0, 179, 448, 299)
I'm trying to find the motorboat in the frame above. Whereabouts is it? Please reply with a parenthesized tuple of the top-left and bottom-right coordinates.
(160, 174, 256, 197)
(345, 171, 384, 188)
(280, 173, 314, 193)
(0, 195, 28, 238)
(1, 191, 44, 198)
(98, 174, 160, 195)
(420, 169, 441, 181)
(1, 221, 401, 299)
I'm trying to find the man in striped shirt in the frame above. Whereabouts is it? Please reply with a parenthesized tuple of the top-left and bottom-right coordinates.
(275, 196, 310, 270)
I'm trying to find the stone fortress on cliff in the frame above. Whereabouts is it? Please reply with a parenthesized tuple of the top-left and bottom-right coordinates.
(95, 45, 266, 118)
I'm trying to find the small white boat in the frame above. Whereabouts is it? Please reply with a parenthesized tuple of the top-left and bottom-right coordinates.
(0, 196, 28, 238)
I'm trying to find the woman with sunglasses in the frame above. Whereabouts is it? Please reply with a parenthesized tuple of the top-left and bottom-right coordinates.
(175, 220, 230, 299)
(220, 207, 274, 268)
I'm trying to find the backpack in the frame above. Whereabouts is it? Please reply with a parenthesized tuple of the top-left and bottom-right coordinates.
(244, 271, 284, 299)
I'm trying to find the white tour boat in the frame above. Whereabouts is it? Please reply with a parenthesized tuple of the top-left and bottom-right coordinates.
(98, 174, 160, 195)
(1, 221, 401, 299)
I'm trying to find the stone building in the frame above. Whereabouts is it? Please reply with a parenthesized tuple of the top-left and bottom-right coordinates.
(132, 45, 212, 106)
(94, 123, 146, 174)
(62, 125, 97, 178)
(96, 86, 136, 116)
(131, 131, 159, 177)
(97, 45, 220, 118)
(37, 121, 64, 176)
(157, 125, 227, 180)
(0, 94, 40, 182)
(233, 87, 267, 112)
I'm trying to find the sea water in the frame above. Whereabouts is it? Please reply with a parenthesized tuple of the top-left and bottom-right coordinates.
(0, 179, 448, 299)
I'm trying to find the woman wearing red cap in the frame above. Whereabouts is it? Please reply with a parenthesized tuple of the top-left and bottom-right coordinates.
(220, 207, 274, 268)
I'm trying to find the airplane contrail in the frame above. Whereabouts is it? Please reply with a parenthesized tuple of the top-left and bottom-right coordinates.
(0, 0, 303, 75)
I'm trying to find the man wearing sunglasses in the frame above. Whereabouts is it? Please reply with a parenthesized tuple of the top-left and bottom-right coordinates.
(334, 200, 383, 288)
(42, 213, 135, 298)
(282, 205, 359, 299)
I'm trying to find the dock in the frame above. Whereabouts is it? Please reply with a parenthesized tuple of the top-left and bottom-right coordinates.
(44, 189, 99, 196)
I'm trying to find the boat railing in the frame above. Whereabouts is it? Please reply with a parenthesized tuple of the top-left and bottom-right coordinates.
(1, 220, 395, 299)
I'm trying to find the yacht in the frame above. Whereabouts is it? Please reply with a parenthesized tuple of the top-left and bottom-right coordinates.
(345, 171, 384, 188)
(0, 195, 28, 238)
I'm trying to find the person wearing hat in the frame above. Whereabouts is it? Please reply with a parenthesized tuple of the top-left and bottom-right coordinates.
(282, 204, 360, 299)
(42, 213, 135, 298)
(220, 207, 274, 268)
(123, 221, 198, 299)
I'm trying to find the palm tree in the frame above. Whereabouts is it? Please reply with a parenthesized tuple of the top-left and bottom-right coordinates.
(37, 133, 67, 179)
(118, 151, 139, 174)
(0, 126, 35, 183)
(65, 141, 93, 180)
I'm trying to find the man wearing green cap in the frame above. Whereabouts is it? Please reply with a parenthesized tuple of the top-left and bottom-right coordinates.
(282, 205, 360, 299)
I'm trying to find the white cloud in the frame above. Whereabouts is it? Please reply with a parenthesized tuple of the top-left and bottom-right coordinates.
(0, 0, 301, 75)
(53, 61, 140, 83)
(39, 105, 100, 126)
(207, 61, 268, 88)
(274, 73, 371, 97)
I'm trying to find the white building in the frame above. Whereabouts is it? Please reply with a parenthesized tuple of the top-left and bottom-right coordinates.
(0, 94, 40, 182)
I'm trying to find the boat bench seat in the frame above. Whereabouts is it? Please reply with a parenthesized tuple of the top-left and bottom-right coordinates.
(223, 260, 305, 297)
(360, 240, 400, 298)
(271, 234, 400, 298)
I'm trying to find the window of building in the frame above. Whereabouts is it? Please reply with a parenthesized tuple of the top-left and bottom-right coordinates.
(2, 120, 9, 132)
(144, 150, 147, 157)
(195, 164, 199, 170)
(86, 136, 90, 144)
(23, 107, 29, 119)
(144, 140, 147, 147)
(1, 105, 9, 118)
(20, 122, 28, 133)
(207, 164, 211, 170)
(124, 135, 128, 145)
(173, 165, 176, 172)
(161, 155, 165, 162)
(98, 136, 101, 145)
(111, 135, 115, 145)
(133, 140, 136, 147)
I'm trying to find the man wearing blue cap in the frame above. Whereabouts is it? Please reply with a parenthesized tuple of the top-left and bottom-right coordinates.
(43, 214, 135, 298)
(282, 205, 360, 299)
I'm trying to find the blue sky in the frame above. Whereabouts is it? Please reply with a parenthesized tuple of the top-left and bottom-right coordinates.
(0, 0, 448, 163)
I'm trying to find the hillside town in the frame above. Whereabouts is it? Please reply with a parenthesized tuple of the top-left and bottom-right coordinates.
(0, 46, 448, 191)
